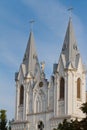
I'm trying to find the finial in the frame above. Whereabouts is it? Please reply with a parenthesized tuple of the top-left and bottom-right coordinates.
(40, 61, 45, 79)
(29, 20, 35, 31)
(40, 61, 45, 73)
(67, 7, 73, 19)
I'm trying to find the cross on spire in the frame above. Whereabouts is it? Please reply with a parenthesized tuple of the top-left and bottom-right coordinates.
(29, 20, 35, 31)
(67, 7, 73, 18)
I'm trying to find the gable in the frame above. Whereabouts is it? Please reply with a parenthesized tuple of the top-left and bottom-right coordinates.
(18, 64, 25, 82)
(77, 56, 83, 73)
(57, 55, 65, 74)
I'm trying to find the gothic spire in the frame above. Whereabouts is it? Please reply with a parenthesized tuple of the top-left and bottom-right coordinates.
(61, 18, 80, 69)
(23, 31, 40, 78)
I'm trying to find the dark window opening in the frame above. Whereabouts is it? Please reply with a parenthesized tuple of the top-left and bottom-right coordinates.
(60, 77, 65, 100)
(77, 78, 81, 99)
(20, 85, 24, 105)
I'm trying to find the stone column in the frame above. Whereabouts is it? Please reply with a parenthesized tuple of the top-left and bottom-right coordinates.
(65, 72, 67, 115)
(15, 81, 19, 120)
(23, 83, 26, 120)
(54, 73, 57, 116)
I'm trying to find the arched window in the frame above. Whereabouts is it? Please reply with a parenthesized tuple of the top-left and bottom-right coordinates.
(60, 77, 65, 100)
(20, 85, 24, 105)
(77, 78, 81, 99)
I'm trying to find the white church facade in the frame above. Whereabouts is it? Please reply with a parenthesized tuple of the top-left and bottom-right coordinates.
(11, 18, 86, 130)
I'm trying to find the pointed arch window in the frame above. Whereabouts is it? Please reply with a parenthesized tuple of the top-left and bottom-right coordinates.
(60, 77, 65, 100)
(77, 78, 81, 99)
(20, 85, 24, 105)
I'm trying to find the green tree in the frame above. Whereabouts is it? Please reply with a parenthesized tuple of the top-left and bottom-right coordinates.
(0, 110, 7, 130)
(57, 119, 81, 130)
(80, 102, 87, 116)
(80, 102, 87, 130)
(71, 119, 81, 130)
(58, 119, 71, 130)
(54, 102, 87, 130)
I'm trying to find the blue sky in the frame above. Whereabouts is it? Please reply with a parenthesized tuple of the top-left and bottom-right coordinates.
(0, 0, 87, 120)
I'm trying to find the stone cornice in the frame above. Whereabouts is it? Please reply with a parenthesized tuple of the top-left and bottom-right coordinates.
(11, 120, 29, 125)
(27, 110, 53, 116)
(50, 115, 71, 120)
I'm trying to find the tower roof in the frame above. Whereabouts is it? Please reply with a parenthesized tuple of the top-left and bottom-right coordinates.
(23, 31, 40, 78)
(61, 18, 80, 69)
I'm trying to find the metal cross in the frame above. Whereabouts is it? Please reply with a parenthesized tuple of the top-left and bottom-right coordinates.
(67, 7, 73, 18)
(29, 20, 35, 31)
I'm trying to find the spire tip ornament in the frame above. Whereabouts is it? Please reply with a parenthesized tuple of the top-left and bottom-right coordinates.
(67, 7, 73, 19)
(29, 20, 35, 31)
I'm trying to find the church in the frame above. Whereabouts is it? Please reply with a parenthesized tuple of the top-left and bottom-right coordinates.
(11, 18, 86, 130)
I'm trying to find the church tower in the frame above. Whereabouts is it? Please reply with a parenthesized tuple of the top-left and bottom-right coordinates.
(53, 18, 86, 120)
(12, 31, 49, 130)
(11, 18, 86, 130)
(14, 31, 41, 121)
